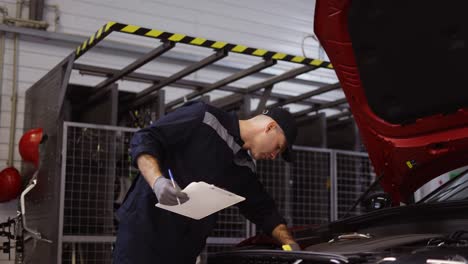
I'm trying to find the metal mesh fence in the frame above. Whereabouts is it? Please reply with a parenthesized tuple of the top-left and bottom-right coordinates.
(59, 123, 374, 263)
(211, 207, 247, 238)
(62, 242, 114, 264)
(336, 152, 375, 219)
(199, 244, 238, 264)
(63, 124, 136, 236)
(256, 149, 331, 229)
(291, 149, 331, 226)
(257, 159, 289, 220)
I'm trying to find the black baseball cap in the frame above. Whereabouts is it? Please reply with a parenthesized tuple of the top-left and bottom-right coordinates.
(262, 107, 298, 162)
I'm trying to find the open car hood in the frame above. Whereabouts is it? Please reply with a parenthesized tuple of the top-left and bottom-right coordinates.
(314, 0, 468, 203)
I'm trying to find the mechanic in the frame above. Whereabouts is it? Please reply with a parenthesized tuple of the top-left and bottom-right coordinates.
(113, 100, 300, 264)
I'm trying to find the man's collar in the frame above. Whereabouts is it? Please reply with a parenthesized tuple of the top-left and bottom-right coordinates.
(229, 111, 245, 150)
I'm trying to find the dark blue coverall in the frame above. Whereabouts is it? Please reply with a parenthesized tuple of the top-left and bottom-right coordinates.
(113, 101, 286, 264)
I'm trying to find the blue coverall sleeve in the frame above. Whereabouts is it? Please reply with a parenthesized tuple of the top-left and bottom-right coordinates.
(237, 173, 287, 236)
(129, 102, 204, 168)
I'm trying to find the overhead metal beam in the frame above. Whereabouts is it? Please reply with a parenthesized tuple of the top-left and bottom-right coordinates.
(296, 114, 324, 125)
(88, 41, 175, 104)
(327, 116, 354, 128)
(241, 94, 252, 119)
(210, 93, 244, 109)
(326, 111, 352, 121)
(296, 110, 351, 124)
(326, 111, 355, 129)
(267, 82, 341, 109)
(246, 65, 317, 94)
(253, 85, 273, 116)
(0, 24, 332, 88)
(128, 49, 228, 109)
(74, 63, 174, 84)
(136, 49, 227, 99)
(72, 64, 335, 108)
(293, 98, 348, 118)
(154, 90, 166, 120)
(166, 59, 276, 109)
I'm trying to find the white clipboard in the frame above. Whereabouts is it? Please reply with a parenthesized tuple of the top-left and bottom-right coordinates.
(155, 181, 245, 220)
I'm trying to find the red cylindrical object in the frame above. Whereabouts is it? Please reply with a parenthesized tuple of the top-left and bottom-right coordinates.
(0, 167, 22, 202)
(19, 128, 43, 168)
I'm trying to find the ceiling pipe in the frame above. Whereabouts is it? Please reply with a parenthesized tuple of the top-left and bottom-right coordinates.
(7, 0, 22, 167)
(29, 0, 44, 21)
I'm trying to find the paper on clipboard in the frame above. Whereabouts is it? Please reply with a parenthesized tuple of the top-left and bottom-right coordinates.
(155, 181, 245, 220)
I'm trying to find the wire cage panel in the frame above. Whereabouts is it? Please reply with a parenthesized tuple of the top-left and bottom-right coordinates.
(210, 206, 248, 239)
(256, 149, 332, 229)
(62, 123, 136, 236)
(336, 152, 375, 218)
(291, 149, 331, 226)
(62, 242, 114, 264)
(58, 122, 375, 264)
(257, 159, 289, 218)
(200, 244, 239, 264)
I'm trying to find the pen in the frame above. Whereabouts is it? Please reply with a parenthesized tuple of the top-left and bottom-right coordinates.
(168, 169, 181, 205)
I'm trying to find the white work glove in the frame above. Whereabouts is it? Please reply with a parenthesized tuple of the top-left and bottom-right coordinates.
(152, 177, 189, 205)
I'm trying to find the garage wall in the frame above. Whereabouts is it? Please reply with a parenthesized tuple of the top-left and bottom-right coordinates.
(0, 1, 336, 262)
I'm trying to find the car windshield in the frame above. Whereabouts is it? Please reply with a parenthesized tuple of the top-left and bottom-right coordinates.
(419, 169, 468, 203)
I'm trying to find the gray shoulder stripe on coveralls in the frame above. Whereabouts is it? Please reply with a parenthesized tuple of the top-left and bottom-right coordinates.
(232, 156, 256, 173)
(202, 111, 256, 173)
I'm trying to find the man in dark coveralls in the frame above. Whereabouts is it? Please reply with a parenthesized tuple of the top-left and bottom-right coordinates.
(113, 101, 300, 264)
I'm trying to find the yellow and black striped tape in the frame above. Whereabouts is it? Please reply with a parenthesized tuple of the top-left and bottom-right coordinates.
(75, 21, 333, 69)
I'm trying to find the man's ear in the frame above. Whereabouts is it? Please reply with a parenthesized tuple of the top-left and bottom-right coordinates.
(265, 121, 277, 133)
